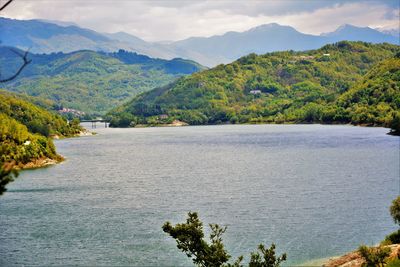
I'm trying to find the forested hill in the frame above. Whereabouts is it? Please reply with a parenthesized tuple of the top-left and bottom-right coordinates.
(0, 90, 82, 167)
(1, 47, 205, 115)
(107, 41, 400, 133)
(338, 56, 400, 134)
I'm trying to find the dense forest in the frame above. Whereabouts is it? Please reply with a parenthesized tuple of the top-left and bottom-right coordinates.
(0, 90, 81, 167)
(107, 42, 400, 133)
(0, 47, 204, 116)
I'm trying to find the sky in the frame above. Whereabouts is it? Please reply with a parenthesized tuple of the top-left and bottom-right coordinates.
(2, 0, 399, 41)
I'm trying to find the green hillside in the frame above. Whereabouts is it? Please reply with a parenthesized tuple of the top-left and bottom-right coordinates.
(107, 42, 400, 132)
(1, 47, 204, 116)
(0, 91, 81, 167)
(338, 56, 400, 133)
(0, 114, 59, 165)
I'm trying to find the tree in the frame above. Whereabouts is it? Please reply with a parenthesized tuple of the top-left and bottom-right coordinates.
(249, 244, 287, 267)
(0, 162, 18, 195)
(162, 212, 286, 267)
(390, 196, 400, 225)
(382, 196, 400, 245)
(389, 112, 400, 136)
(0, 0, 12, 11)
(162, 212, 232, 267)
(0, 48, 32, 82)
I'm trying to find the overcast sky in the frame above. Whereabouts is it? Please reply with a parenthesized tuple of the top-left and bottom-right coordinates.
(2, 0, 399, 41)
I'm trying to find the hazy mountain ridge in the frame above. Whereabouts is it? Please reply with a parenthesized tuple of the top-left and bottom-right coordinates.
(0, 17, 182, 60)
(323, 24, 398, 43)
(1, 17, 398, 66)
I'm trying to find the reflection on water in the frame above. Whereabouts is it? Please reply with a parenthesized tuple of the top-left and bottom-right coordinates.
(0, 124, 398, 266)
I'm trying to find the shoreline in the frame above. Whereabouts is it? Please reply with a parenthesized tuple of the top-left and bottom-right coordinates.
(118, 122, 397, 135)
(15, 156, 64, 170)
(77, 129, 95, 136)
(298, 256, 339, 267)
(300, 244, 400, 267)
(14, 129, 94, 171)
(52, 129, 95, 139)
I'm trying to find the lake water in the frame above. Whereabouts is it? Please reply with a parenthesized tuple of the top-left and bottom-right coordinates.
(0, 124, 399, 266)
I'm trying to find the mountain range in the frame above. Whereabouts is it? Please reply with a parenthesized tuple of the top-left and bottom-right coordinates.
(0, 47, 204, 115)
(1, 17, 398, 66)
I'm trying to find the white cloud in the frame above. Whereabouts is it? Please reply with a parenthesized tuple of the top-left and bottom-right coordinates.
(2, 0, 399, 41)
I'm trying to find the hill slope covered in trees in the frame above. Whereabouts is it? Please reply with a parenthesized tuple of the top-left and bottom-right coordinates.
(338, 56, 400, 134)
(0, 47, 204, 116)
(107, 42, 400, 133)
(0, 91, 81, 167)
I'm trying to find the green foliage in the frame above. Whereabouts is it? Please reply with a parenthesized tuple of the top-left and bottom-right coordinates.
(0, 162, 19, 196)
(109, 42, 400, 130)
(390, 196, 400, 226)
(1, 48, 204, 115)
(0, 90, 82, 137)
(389, 112, 400, 135)
(358, 245, 391, 267)
(163, 212, 286, 267)
(381, 197, 400, 245)
(386, 258, 400, 267)
(0, 91, 76, 194)
(162, 212, 231, 267)
(382, 230, 400, 245)
(0, 114, 59, 165)
(0, 92, 72, 193)
(339, 57, 400, 129)
(249, 244, 287, 267)
(109, 112, 136, 127)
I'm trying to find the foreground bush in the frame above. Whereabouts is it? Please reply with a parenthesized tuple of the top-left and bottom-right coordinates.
(163, 212, 286, 267)
(358, 245, 391, 267)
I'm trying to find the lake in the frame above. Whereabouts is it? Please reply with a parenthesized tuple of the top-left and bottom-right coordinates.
(0, 124, 399, 266)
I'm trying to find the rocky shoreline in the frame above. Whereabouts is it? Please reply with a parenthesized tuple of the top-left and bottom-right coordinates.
(78, 129, 95, 136)
(322, 244, 400, 267)
(16, 157, 63, 170)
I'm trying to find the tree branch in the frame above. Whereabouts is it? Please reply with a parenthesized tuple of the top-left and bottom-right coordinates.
(0, 49, 32, 83)
(0, 0, 13, 12)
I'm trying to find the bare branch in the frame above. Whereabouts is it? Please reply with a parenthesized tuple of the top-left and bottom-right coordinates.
(0, 49, 32, 83)
(0, 0, 13, 12)
(0, 0, 31, 83)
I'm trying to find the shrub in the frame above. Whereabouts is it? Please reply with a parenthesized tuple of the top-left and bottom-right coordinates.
(358, 245, 391, 267)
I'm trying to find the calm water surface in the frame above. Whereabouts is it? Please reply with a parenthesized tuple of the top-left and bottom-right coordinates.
(0, 124, 399, 266)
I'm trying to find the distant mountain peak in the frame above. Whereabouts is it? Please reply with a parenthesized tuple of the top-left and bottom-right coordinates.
(247, 23, 296, 32)
(337, 23, 357, 29)
(321, 23, 399, 45)
(330, 24, 375, 34)
(104, 31, 146, 43)
(256, 23, 281, 28)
